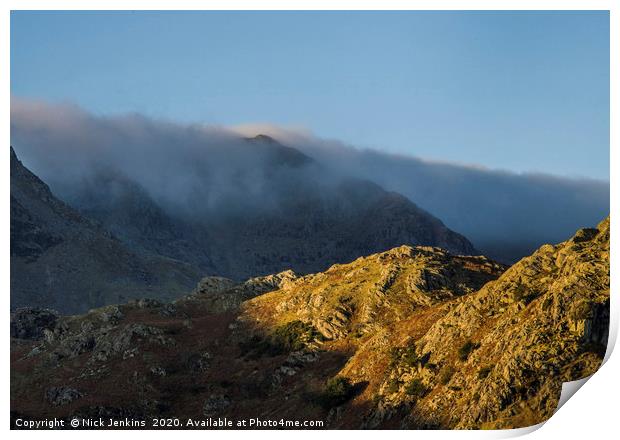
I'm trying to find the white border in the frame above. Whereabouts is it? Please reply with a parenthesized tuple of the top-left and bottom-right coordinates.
(2, 2, 616, 438)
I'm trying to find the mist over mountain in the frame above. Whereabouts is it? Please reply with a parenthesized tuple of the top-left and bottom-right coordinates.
(241, 126, 610, 262)
(11, 98, 609, 264)
(11, 99, 475, 282)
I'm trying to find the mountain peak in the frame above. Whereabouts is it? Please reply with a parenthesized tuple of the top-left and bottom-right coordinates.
(244, 133, 313, 168)
(247, 133, 278, 144)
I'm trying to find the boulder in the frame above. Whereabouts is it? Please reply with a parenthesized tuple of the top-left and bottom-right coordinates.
(10, 308, 58, 340)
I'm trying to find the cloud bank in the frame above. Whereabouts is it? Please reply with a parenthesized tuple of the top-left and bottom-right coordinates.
(11, 98, 609, 262)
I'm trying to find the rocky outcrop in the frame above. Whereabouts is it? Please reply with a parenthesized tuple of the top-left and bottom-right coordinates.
(193, 277, 236, 295)
(243, 245, 505, 340)
(182, 270, 300, 313)
(369, 217, 610, 429)
(45, 387, 83, 406)
(10, 308, 59, 340)
(203, 394, 231, 417)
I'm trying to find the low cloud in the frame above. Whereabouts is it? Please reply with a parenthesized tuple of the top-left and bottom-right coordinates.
(11, 97, 609, 262)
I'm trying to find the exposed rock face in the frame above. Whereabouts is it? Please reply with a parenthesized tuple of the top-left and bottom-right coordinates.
(242, 246, 504, 341)
(193, 277, 236, 296)
(203, 394, 231, 417)
(46, 387, 83, 406)
(40, 136, 477, 281)
(10, 147, 202, 314)
(363, 217, 610, 429)
(183, 270, 300, 313)
(10, 308, 59, 340)
(10, 219, 609, 429)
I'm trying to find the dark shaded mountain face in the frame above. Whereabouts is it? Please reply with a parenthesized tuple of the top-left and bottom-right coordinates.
(10, 147, 202, 314)
(52, 135, 476, 281)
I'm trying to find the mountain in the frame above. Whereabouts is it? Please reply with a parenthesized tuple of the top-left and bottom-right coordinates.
(50, 135, 477, 280)
(11, 99, 610, 267)
(10, 147, 202, 314)
(10, 218, 609, 428)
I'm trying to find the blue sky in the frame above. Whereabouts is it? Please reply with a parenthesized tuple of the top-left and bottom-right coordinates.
(10, 11, 609, 179)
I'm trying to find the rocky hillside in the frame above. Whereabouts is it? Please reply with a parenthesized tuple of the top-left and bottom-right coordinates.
(10, 147, 202, 314)
(40, 135, 476, 280)
(349, 216, 610, 429)
(10, 218, 609, 429)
